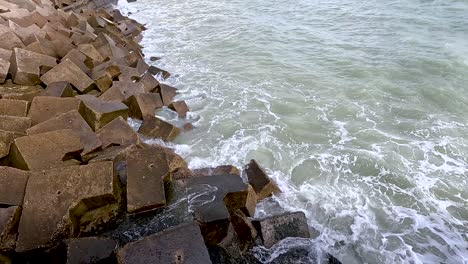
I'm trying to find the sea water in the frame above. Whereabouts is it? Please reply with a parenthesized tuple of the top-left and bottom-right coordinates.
(119, 0, 468, 263)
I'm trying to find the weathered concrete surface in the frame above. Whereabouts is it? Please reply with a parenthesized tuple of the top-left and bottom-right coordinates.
(0, 130, 24, 159)
(96, 116, 138, 148)
(126, 147, 169, 213)
(9, 47, 57, 85)
(27, 96, 81, 125)
(41, 81, 76, 97)
(0, 82, 42, 102)
(9, 129, 83, 170)
(26, 110, 102, 155)
(138, 115, 179, 141)
(0, 99, 28, 117)
(116, 222, 212, 264)
(0, 116, 31, 133)
(169, 101, 189, 118)
(0, 206, 21, 251)
(65, 237, 117, 264)
(244, 159, 281, 200)
(158, 83, 177, 106)
(124, 92, 163, 120)
(16, 162, 118, 252)
(78, 95, 129, 131)
(40, 59, 95, 93)
(253, 211, 310, 248)
(0, 166, 29, 206)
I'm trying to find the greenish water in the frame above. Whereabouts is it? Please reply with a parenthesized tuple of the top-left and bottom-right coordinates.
(120, 0, 468, 263)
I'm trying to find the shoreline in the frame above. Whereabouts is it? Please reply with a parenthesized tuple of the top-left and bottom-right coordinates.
(0, 0, 341, 263)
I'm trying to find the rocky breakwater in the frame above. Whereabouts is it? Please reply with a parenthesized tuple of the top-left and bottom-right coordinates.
(0, 0, 341, 263)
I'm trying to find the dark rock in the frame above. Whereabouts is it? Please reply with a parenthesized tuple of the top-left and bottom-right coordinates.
(193, 165, 240, 177)
(65, 237, 117, 264)
(252, 211, 310, 248)
(116, 222, 212, 264)
(0, 130, 24, 159)
(244, 159, 281, 200)
(149, 56, 161, 61)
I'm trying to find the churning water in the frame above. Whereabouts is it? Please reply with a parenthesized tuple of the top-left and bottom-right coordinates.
(119, 0, 468, 263)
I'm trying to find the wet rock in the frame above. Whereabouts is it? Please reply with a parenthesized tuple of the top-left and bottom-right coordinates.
(169, 101, 189, 118)
(116, 222, 212, 264)
(0, 130, 24, 159)
(193, 165, 241, 177)
(27, 96, 81, 125)
(40, 59, 95, 93)
(244, 159, 281, 200)
(183, 123, 194, 131)
(9, 47, 57, 85)
(0, 206, 21, 251)
(224, 184, 257, 217)
(0, 99, 28, 117)
(0, 116, 31, 133)
(173, 174, 256, 245)
(78, 95, 129, 131)
(149, 56, 161, 61)
(252, 211, 310, 248)
(9, 129, 83, 170)
(16, 162, 118, 252)
(41, 82, 76, 97)
(147, 66, 170, 79)
(124, 93, 163, 120)
(96, 116, 138, 148)
(26, 110, 102, 156)
(0, 166, 29, 206)
(65, 237, 117, 264)
(158, 83, 177, 106)
(138, 115, 179, 141)
(126, 147, 169, 213)
(172, 167, 194, 180)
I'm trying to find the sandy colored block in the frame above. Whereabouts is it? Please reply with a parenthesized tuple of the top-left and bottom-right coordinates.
(40, 59, 94, 93)
(0, 31, 24, 51)
(41, 81, 76, 97)
(99, 86, 125, 101)
(0, 206, 21, 251)
(77, 43, 104, 63)
(0, 81, 42, 102)
(28, 96, 81, 125)
(111, 81, 145, 100)
(96, 116, 138, 149)
(139, 73, 159, 92)
(0, 116, 31, 133)
(27, 110, 102, 155)
(0, 166, 29, 206)
(0, 58, 10, 83)
(9, 129, 83, 171)
(138, 115, 179, 141)
(124, 93, 163, 120)
(158, 84, 177, 106)
(0, 99, 28, 117)
(78, 95, 128, 131)
(0, 47, 12, 61)
(16, 162, 118, 252)
(0, 130, 24, 159)
(9, 48, 57, 86)
(126, 147, 169, 213)
(169, 101, 189, 118)
(62, 49, 90, 74)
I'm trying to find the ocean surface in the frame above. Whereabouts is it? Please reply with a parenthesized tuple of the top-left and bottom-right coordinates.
(119, 0, 468, 263)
